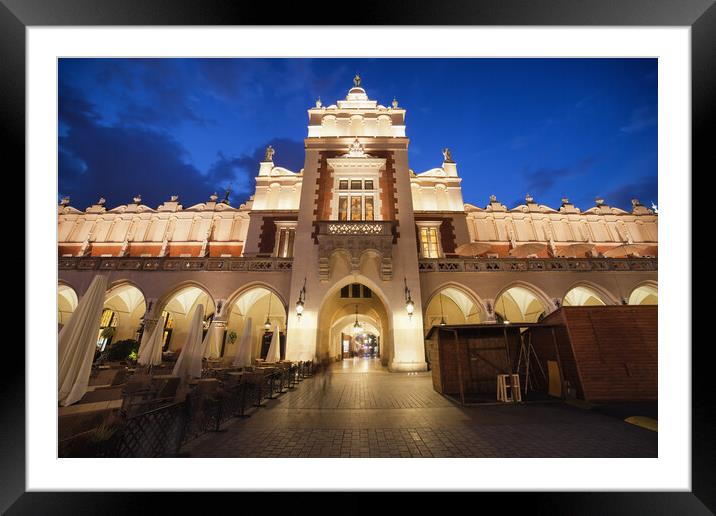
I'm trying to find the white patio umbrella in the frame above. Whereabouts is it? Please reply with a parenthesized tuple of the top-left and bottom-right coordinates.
(58, 274, 108, 406)
(232, 317, 254, 367)
(265, 324, 281, 363)
(201, 321, 221, 359)
(137, 314, 166, 367)
(172, 304, 205, 380)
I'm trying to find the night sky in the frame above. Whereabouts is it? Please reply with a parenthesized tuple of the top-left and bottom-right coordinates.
(58, 58, 657, 211)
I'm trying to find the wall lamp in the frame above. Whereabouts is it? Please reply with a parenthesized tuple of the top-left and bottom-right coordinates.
(295, 277, 307, 319)
(404, 277, 415, 318)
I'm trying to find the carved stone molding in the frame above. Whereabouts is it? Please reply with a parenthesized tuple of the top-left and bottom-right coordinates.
(316, 221, 394, 281)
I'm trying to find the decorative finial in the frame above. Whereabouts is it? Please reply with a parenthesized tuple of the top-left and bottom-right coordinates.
(353, 73, 361, 87)
(595, 197, 605, 206)
(222, 183, 232, 204)
(561, 197, 569, 205)
(525, 193, 534, 204)
(348, 138, 365, 156)
(442, 148, 453, 163)
(489, 194, 497, 203)
(209, 192, 218, 202)
(631, 198, 641, 207)
(60, 196, 70, 206)
(97, 197, 106, 206)
(133, 194, 142, 204)
(170, 195, 179, 202)
(316, 97, 322, 108)
(263, 145, 275, 162)
(392, 97, 398, 109)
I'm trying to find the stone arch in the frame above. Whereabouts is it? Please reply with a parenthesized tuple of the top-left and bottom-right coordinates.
(221, 283, 289, 362)
(628, 281, 658, 305)
(494, 281, 553, 323)
(58, 281, 79, 328)
(422, 282, 487, 330)
(155, 281, 216, 353)
(99, 280, 148, 348)
(315, 273, 393, 365)
(562, 281, 619, 307)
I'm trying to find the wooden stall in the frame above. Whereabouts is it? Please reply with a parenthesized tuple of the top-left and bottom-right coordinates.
(527, 306, 657, 402)
(425, 324, 541, 403)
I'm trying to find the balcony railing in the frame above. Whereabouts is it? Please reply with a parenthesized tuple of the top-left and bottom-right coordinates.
(418, 257, 657, 273)
(58, 256, 293, 272)
(316, 220, 394, 236)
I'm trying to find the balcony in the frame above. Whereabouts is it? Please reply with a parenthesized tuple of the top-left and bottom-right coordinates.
(315, 220, 395, 281)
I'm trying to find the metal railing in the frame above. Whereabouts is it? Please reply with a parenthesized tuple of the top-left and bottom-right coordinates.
(59, 361, 321, 458)
(418, 257, 657, 273)
(58, 256, 293, 272)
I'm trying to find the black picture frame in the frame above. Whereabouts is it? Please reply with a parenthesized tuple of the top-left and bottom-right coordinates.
(4, 0, 710, 512)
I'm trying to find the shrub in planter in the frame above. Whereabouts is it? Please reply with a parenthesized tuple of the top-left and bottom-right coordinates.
(106, 339, 140, 362)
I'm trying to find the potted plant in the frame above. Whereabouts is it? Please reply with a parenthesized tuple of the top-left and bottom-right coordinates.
(227, 330, 238, 345)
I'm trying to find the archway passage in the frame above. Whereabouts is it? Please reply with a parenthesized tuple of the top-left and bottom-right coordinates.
(563, 285, 607, 307)
(58, 283, 78, 329)
(494, 286, 547, 323)
(98, 283, 146, 351)
(316, 281, 391, 366)
(629, 284, 658, 305)
(224, 287, 287, 363)
(424, 286, 484, 331)
(159, 285, 215, 353)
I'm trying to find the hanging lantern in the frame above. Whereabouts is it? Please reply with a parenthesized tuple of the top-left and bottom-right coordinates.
(404, 277, 415, 318)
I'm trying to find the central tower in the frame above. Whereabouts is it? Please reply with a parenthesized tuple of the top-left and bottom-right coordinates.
(285, 76, 427, 371)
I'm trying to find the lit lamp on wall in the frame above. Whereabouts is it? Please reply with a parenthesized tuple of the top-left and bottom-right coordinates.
(295, 277, 306, 319)
(404, 277, 415, 318)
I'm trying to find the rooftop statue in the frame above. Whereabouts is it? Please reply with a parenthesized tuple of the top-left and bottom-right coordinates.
(264, 145, 275, 162)
(442, 148, 453, 163)
(392, 97, 398, 109)
(353, 73, 361, 87)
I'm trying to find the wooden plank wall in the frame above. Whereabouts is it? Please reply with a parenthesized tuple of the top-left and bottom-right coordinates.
(564, 306, 657, 402)
(530, 306, 657, 402)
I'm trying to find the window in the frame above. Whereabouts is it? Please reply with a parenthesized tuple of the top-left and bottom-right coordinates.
(275, 223, 297, 258)
(332, 175, 380, 221)
(97, 308, 118, 351)
(350, 197, 362, 220)
(419, 225, 441, 258)
(340, 284, 373, 299)
(338, 196, 349, 221)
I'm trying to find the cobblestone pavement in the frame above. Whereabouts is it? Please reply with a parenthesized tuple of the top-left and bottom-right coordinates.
(183, 357, 657, 458)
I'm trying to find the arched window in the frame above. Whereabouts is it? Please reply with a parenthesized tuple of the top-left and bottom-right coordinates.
(97, 308, 118, 351)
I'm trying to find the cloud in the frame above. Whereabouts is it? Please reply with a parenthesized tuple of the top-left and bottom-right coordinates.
(605, 175, 657, 210)
(620, 106, 657, 134)
(521, 156, 595, 200)
(58, 83, 304, 210)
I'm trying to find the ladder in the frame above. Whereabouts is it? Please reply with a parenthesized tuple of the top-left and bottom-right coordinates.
(497, 373, 522, 402)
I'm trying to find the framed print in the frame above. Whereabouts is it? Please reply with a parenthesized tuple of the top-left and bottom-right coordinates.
(4, 0, 713, 512)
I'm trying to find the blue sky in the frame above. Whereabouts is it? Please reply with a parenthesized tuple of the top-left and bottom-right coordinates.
(58, 58, 657, 211)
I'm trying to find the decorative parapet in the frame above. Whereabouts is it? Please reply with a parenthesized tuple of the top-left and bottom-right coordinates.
(58, 256, 293, 272)
(418, 257, 657, 273)
(316, 220, 395, 281)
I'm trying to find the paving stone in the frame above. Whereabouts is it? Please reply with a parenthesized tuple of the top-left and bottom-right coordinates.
(182, 357, 657, 458)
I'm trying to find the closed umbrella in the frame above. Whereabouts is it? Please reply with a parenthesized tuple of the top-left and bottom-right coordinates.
(232, 317, 254, 367)
(58, 274, 108, 406)
(172, 304, 205, 380)
(201, 321, 221, 359)
(265, 325, 281, 363)
(137, 314, 166, 367)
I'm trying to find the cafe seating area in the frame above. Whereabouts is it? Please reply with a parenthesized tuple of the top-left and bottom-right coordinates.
(58, 358, 321, 457)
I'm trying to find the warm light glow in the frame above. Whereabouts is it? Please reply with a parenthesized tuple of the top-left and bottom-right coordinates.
(264, 318, 271, 331)
(406, 299, 415, 316)
(295, 300, 304, 316)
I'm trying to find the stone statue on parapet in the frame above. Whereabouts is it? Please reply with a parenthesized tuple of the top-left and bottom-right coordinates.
(442, 148, 453, 163)
(264, 145, 275, 162)
(354, 73, 361, 87)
